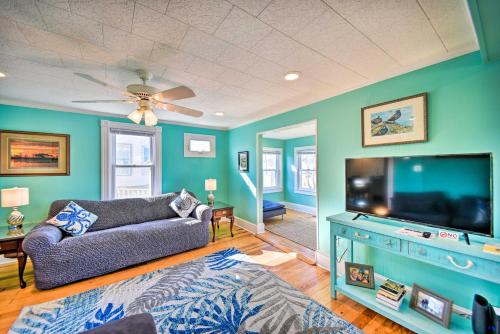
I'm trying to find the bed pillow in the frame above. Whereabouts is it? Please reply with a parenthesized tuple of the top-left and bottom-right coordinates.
(170, 189, 200, 218)
(47, 201, 98, 236)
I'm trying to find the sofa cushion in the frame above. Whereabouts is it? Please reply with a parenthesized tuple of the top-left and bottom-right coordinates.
(49, 194, 179, 232)
(170, 189, 200, 218)
(47, 201, 98, 236)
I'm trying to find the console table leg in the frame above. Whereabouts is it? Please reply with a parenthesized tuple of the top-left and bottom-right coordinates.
(331, 234, 337, 299)
(350, 239, 354, 262)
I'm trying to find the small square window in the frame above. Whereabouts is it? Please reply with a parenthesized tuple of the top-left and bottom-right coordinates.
(184, 133, 216, 158)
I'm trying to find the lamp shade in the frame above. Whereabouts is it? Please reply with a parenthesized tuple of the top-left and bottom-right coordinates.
(1, 187, 29, 208)
(205, 179, 217, 191)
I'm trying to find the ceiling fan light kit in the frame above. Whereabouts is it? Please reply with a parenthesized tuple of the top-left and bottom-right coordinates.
(72, 70, 203, 126)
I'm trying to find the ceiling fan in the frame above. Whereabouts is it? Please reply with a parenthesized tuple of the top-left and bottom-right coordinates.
(72, 69, 203, 126)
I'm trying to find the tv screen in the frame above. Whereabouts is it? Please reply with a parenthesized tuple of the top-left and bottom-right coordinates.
(345, 154, 492, 236)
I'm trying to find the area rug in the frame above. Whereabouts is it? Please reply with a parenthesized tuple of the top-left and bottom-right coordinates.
(10, 248, 362, 334)
(265, 210, 317, 250)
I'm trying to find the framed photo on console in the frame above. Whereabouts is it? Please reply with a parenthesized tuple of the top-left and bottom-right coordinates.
(361, 93, 427, 147)
(410, 284, 452, 328)
(345, 262, 375, 289)
(0, 130, 70, 176)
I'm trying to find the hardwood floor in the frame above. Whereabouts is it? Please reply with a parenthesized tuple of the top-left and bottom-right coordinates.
(0, 222, 413, 334)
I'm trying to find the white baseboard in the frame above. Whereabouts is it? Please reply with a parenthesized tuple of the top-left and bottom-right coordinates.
(0, 258, 15, 266)
(315, 251, 330, 270)
(235, 216, 265, 234)
(280, 201, 316, 215)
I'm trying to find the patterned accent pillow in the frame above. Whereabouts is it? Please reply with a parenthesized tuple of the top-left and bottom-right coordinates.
(47, 201, 98, 236)
(170, 189, 200, 218)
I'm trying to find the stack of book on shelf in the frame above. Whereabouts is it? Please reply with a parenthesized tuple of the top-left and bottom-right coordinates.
(376, 279, 407, 311)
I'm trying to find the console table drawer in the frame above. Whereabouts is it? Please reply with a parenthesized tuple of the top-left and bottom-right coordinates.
(408, 243, 500, 282)
(333, 225, 401, 252)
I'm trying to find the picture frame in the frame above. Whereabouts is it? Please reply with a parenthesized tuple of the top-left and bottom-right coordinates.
(361, 93, 427, 147)
(238, 151, 249, 172)
(410, 284, 453, 328)
(345, 262, 375, 289)
(0, 130, 70, 176)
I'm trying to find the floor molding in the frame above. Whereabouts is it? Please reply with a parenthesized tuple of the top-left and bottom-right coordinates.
(281, 201, 316, 215)
(235, 216, 265, 234)
(315, 251, 330, 270)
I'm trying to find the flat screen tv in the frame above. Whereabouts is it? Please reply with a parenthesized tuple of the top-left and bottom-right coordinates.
(345, 154, 493, 237)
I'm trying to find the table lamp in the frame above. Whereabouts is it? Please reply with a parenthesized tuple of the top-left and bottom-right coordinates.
(1, 187, 29, 230)
(205, 179, 217, 205)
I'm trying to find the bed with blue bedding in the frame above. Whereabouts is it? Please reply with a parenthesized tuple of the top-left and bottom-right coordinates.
(263, 200, 286, 219)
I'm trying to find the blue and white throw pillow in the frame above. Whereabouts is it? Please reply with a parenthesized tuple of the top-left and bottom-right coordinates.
(170, 189, 200, 218)
(47, 201, 98, 236)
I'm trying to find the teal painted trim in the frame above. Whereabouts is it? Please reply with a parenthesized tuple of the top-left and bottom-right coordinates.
(467, 0, 500, 63)
(468, 0, 489, 63)
(262, 138, 285, 202)
(0, 104, 229, 223)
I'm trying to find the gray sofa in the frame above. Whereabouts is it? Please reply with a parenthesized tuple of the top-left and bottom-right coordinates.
(23, 192, 212, 290)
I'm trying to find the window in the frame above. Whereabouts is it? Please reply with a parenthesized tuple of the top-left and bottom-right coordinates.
(263, 147, 282, 192)
(184, 133, 215, 158)
(295, 146, 316, 195)
(101, 121, 162, 200)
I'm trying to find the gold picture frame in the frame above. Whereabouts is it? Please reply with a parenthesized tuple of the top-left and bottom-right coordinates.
(361, 93, 428, 147)
(0, 130, 70, 176)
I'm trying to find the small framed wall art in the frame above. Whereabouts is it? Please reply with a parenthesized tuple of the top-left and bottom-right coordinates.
(361, 93, 427, 147)
(0, 130, 70, 176)
(238, 151, 249, 172)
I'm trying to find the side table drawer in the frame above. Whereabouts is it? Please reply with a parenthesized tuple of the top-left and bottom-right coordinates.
(214, 209, 233, 218)
(408, 242, 500, 283)
(332, 224, 401, 252)
(0, 240, 19, 252)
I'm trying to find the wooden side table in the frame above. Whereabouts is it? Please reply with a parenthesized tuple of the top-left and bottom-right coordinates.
(0, 223, 36, 288)
(210, 201, 234, 242)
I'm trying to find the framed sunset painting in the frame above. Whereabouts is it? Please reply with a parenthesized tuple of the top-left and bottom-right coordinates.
(361, 93, 427, 147)
(0, 130, 69, 176)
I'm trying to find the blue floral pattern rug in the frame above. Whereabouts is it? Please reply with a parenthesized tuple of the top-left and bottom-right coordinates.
(10, 248, 363, 334)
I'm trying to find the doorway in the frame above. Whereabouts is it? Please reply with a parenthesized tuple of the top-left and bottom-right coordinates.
(256, 120, 318, 252)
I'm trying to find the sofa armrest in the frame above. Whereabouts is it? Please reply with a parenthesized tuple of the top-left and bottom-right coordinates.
(191, 204, 212, 222)
(22, 223, 63, 255)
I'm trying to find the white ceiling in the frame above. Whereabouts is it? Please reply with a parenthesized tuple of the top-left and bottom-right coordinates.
(0, 0, 477, 129)
(263, 120, 315, 140)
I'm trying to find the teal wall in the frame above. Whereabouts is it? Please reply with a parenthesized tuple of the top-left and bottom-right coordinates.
(0, 104, 228, 222)
(284, 135, 316, 208)
(227, 52, 500, 308)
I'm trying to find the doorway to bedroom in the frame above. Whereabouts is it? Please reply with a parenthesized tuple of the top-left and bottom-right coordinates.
(256, 120, 318, 252)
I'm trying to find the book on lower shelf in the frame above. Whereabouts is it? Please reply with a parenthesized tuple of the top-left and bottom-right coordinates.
(376, 279, 407, 311)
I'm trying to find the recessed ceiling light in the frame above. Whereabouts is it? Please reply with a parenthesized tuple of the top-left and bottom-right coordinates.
(215, 112, 224, 116)
(0, 72, 7, 78)
(284, 71, 300, 81)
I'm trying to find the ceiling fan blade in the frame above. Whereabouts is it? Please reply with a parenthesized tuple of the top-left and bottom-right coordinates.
(74, 72, 135, 98)
(72, 99, 133, 103)
(152, 86, 195, 101)
(155, 102, 203, 118)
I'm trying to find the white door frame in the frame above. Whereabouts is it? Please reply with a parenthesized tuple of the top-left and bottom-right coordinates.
(256, 119, 319, 251)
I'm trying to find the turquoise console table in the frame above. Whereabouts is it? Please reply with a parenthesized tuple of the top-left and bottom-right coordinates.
(328, 213, 500, 334)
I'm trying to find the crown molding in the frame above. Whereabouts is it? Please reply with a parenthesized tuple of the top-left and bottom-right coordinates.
(0, 98, 229, 131)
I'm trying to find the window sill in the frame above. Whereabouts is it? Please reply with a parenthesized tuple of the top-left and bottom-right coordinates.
(264, 188, 283, 194)
(294, 189, 316, 196)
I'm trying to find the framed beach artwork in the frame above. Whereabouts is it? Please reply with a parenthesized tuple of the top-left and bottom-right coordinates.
(0, 130, 70, 176)
(361, 93, 427, 147)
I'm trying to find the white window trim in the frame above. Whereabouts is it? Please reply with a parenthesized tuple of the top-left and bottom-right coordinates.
(101, 120, 162, 200)
(294, 145, 316, 196)
(184, 133, 216, 158)
(263, 147, 283, 193)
